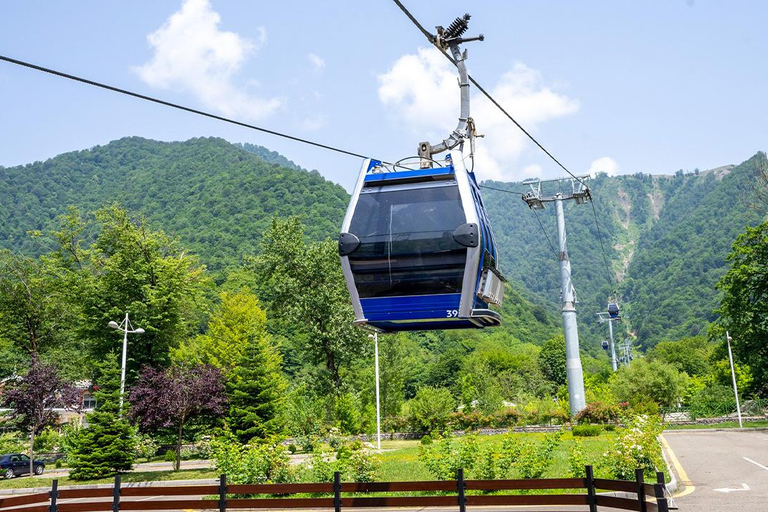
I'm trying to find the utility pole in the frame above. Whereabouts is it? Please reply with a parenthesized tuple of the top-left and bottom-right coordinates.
(522, 175, 590, 415)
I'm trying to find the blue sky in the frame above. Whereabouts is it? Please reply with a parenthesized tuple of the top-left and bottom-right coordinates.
(1, 0, 766, 190)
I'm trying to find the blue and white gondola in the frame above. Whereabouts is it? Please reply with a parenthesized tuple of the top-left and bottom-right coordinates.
(338, 155, 505, 332)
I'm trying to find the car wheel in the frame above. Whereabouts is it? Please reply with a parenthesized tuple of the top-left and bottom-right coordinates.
(4, 469, 13, 479)
(34, 465, 43, 475)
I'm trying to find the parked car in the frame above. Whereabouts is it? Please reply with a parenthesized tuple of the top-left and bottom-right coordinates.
(0, 454, 45, 478)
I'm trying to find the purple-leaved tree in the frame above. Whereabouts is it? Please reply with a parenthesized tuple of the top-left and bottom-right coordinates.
(129, 364, 226, 471)
(1, 361, 80, 476)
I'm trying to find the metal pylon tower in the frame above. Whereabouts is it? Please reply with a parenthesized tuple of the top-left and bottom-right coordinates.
(522, 175, 591, 415)
(597, 310, 621, 371)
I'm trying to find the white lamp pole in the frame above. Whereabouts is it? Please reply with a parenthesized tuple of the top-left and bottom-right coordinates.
(108, 313, 144, 415)
(370, 333, 381, 451)
(726, 331, 743, 428)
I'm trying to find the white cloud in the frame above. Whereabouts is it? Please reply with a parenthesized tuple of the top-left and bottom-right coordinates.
(588, 156, 620, 176)
(377, 48, 579, 181)
(308, 53, 325, 71)
(299, 115, 326, 131)
(521, 164, 543, 178)
(134, 0, 282, 121)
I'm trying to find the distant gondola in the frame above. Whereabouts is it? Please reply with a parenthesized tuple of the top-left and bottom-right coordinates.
(338, 14, 504, 332)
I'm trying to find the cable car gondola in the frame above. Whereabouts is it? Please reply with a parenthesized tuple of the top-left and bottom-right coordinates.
(607, 302, 620, 319)
(338, 14, 505, 332)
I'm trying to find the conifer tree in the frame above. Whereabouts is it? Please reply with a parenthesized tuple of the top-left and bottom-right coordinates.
(227, 322, 288, 443)
(69, 355, 135, 480)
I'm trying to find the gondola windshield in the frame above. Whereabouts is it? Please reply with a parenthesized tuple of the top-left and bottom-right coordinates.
(348, 184, 467, 298)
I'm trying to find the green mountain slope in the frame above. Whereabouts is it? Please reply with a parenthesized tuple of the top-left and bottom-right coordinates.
(621, 154, 765, 348)
(0, 137, 349, 271)
(481, 153, 766, 351)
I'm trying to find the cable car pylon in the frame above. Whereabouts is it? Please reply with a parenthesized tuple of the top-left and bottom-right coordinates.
(522, 176, 591, 416)
(597, 301, 622, 371)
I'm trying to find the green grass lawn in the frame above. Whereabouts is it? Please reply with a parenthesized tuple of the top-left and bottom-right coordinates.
(0, 430, 647, 491)
(377, 431, 617, 482)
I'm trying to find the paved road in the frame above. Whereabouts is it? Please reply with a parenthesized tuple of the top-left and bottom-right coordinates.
(663, 430, 768, 511)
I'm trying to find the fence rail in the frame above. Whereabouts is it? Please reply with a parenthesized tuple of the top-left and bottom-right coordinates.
(0, 466, 669, 512)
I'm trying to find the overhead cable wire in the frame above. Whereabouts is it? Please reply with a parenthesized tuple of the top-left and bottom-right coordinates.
(478, 184, 525, 196)
(533, 208, 559, 259)
(591, 199, 618, 296)
(390, 0, 586, 188)
(391, 1, 620, 293)
(0, 54, 386, 163)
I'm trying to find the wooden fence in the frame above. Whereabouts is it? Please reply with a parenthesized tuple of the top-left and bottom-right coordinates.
(0, 466, 669, 512)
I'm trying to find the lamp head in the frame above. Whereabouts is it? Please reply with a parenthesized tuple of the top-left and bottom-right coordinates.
(108, 321, 120, 329)
(135, 328, 145, 334)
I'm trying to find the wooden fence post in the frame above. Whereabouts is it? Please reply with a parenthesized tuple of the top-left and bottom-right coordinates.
(635, 469, 647, 512)
(218, 474, 227, 512)
(49, 479, 58, 512)
(112, 474, 121, 512)
(584, 465, 597, 512)
(333, 471, 342, 512)
(654, 482, 669, 512)
(456, 469, 466, 512)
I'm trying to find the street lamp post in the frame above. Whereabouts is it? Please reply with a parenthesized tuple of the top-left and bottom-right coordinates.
(108, 313, 144, 415)
(725, 331, 743, 428)
(369, 333, 381, 451)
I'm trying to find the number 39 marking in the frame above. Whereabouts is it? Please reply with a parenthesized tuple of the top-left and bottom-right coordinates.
(446, 309, 459, 318)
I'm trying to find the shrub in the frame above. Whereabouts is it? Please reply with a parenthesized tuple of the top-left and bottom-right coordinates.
(133, 435, 159, 462)
(420, 435, 432, 446)
(518, 398, 569, 426)
(419, 433, 479, 480)
(382, 415, 410, 433)
(514, 430, 564, 479)
(0, 433, 26, 454)
(568, 441, 586, 477)
(335, 393, 362, 434)
(601, 414, 664, 480)
(574, 402, 621, 424)
(33, 427, 61, 452)
(474, 448, 499, 480)
(287, 444, 297, 454)
(572, 425, 601, 437)
(308, 440, 379, 482)
(211, 435, 295, 484)
(295, 435, 316, 453)
(406, 387, 455, 433)
(164, 449, 176, 462)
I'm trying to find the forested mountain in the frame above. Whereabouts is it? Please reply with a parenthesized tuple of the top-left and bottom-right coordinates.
(482, 152, 766, 350)
(0, 137, 764, 351)
(0, 137, 348, 271)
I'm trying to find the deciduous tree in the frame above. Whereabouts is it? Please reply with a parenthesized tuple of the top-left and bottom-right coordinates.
(129, 364, 226, 471)
(248, 217, 365, 394)
(1, 361, 80, 475)
(713, 220, 768, 395)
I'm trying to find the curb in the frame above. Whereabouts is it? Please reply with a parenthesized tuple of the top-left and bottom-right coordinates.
(658, 434, 677, 494)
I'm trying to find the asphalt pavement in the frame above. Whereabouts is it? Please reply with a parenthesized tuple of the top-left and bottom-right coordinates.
(663, 429, 768, 511)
